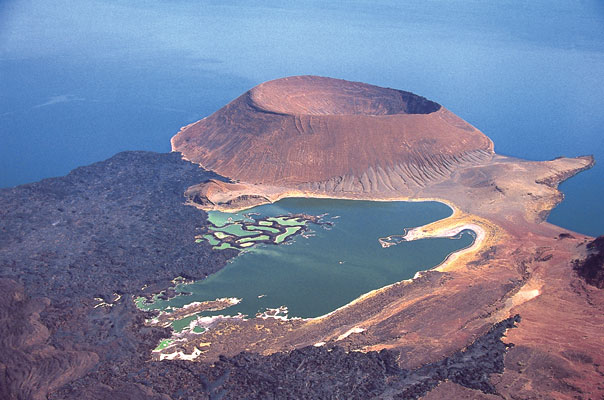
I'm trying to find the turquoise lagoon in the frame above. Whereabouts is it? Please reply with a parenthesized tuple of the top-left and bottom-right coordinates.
(142, 198, 474, 326)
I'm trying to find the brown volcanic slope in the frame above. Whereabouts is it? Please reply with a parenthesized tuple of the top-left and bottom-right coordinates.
(172, 75, 494, 188)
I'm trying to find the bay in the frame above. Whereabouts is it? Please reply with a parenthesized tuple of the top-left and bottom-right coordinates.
(143, 198, 474, 323)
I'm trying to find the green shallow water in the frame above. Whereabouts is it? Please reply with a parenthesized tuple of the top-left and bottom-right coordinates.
(146, 198, 474, 321)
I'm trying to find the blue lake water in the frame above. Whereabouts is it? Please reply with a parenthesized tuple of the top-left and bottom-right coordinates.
(1, 0, 603, 236)
(140, 198, 474, 325)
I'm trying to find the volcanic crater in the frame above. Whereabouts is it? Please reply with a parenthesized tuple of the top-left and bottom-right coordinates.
(172, 76, 494, 191)
(249, 75, 441, 116)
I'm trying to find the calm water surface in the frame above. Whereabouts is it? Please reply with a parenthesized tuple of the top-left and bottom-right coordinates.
(1, 0, 603, 235)
(144, 198, 474, 320)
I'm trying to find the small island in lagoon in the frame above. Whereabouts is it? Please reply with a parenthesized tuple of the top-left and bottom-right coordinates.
(199, 209, 328, 250)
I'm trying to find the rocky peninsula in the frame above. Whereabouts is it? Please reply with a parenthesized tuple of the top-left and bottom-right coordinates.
(1, 76, 602, 399)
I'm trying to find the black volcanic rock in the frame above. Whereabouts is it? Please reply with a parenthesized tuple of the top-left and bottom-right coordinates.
(182, 315, 520, 400)
(0, 151, 232, 303)
(0, 151, 232, 399)
(574, 236, 604, 288)
(53, 316, 519, 400)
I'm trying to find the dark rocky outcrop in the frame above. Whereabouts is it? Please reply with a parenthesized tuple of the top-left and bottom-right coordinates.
(573, 236, 604, 288)
(186, 315, 520, 399)
(53, 316, 519, 399)
(0, 151, 232, 304)
(0, 151, 232, 399)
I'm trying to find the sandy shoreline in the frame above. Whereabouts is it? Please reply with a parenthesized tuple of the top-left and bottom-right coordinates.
(306, 203, 493, 324)
(149, 193, 489, 360)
